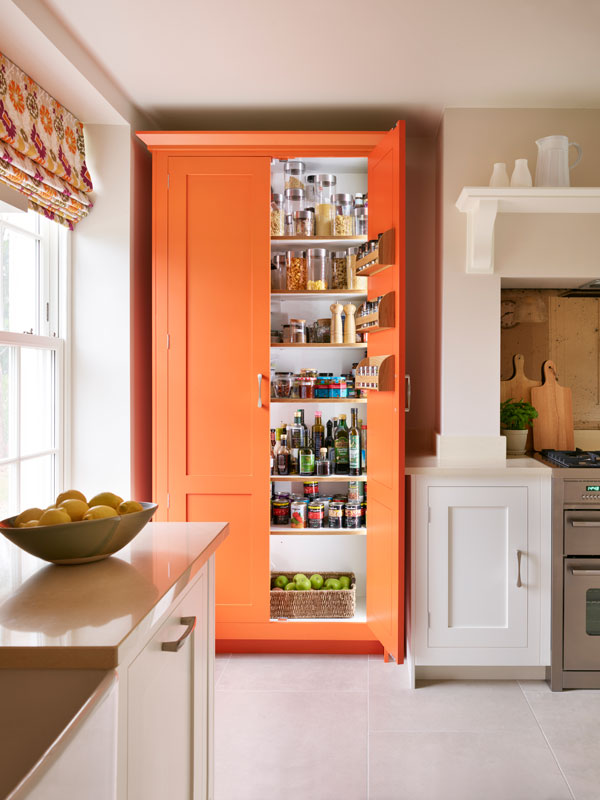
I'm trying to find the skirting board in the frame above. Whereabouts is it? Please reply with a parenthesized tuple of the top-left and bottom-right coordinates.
(415, 665, 548, 682)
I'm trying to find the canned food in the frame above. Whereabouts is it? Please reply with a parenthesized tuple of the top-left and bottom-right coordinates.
(361, 500, 367, 527)
(271, 498, 291, 526)
(348, 481, 363, 502)
(308, 500, 325, 529)
(328, 500, 344, 529)
(344, 501, 362, 529)
(290, 500, 307, 529)
(303, 480, 319, 498)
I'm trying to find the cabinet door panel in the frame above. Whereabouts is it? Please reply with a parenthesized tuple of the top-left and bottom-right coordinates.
(366, 122, 406, 662)
(428, 486, 528, 648)
(166, 157, 271, 626)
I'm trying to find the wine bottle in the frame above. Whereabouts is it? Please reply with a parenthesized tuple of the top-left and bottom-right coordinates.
(312, 411, 324, 454)
(270, 429, 276, 475)
(349, 408, 360, 476)
(334, 414, 349, 475)
(325, 418, 335, 469)
(276, 436, 289, 475)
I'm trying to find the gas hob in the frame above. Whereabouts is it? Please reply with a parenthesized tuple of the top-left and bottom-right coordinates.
(541, 449, 600, 469)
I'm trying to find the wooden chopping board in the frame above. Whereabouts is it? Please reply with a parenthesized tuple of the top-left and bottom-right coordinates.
(531, 360, 575, 451)
(501, 354, 541, 451)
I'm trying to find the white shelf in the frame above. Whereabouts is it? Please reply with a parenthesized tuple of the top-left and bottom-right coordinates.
(271, 291, 367, 300)
(270, 474, 366, 482)
(271, 344, 366, 350)
(455, 186, 600, 274)
(270, 526, 367, 536)
(271, 237, 367, 248)
(271, 398, 367, 404)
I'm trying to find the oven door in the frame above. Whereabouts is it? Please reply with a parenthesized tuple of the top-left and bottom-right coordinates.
(564, 558, 600, 670)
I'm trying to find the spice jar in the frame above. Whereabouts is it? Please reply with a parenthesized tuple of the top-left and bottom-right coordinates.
(286, 250, 307, 290)
(271, 253, 286, 291)
(284, 188, 305, 217)
(354, 206, 368, 236)
(270, 193, 285, 236)
(284, 214, 294, 236)
(273, 372, 293, 398)
(331, 250, 348, 289)
(292, 209, 314, 237)
(284, 160, 305, 190)
(307, 248, 329, 290)
(333, 194, 355, 236)
(305, 175, 317, 205)
(354, 193, 367, 208)
(289, 318, 306, 343)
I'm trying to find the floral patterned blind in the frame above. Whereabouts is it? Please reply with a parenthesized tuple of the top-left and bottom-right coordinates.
(0, 51, 93, 229)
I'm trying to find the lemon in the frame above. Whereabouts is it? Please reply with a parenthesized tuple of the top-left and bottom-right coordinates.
(56, 490, 87, 506)
(83, 505, 119, 520)
(118, 500, 143, 515)
(88, 492, 123, 510)
(59, 499, 89, 521)
(38, 508, 71, 526)
(15, 507, 43, 526)
(20, 520, 40, 528)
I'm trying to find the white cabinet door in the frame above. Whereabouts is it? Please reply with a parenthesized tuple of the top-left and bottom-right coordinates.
(428, 486, 528, 648)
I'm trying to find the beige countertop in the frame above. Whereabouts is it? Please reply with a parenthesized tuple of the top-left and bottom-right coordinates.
(0, 521, 229, 669)
(405, 454, 552, 476)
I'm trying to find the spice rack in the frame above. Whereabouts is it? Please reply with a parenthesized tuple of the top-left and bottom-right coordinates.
(356, 292, 395, 334)
(355, 228, 395, 277)
(354, 355, 395, 392)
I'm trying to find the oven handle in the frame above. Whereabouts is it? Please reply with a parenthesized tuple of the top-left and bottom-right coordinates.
(570, 521, 600, 527)
(571, 568, 600, 576)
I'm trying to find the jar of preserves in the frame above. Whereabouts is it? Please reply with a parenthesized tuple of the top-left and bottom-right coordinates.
(289, 318, 306, 343)
(284, 187, 305, 217)
(307, 500, 325, 529)
(290, 500, 307, 529)
(286, 250, 307, 290)
(292, 209, 314, 237)
(271, 497, 291, 526)
(354, 206, 368, 236)
(284, 161, 305, 190)
(344, 501, 362, 529)
(307, 248, 329, 290)
(273, 372, 293, 398)
(298, 375, 316, 398)
(333, 194, 355, 236)
(271, 253, 286, 291)
(331, 250, 348, 289)
(328, 500, 344, 528)
(270, 193, 285, 236)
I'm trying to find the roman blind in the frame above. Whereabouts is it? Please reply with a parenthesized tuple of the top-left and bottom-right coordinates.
(0, 51, 93, 228)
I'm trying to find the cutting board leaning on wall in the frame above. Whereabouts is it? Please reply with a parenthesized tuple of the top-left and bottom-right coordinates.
(501, 354, 541, 451)
(530, 360, 575, 451)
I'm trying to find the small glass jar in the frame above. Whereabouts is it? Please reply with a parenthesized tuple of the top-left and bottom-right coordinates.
(282, 324, 293, 343)
(307, 248, 329, 290)
(314, 319, 331, 343)
(284, 187, 305, 217)
(290, 318, 306, 343)
(292, 209, 314, 237)
(284, 161, 305, 190)
(305, 175, 317, 205)
(271, 253, 286, 290)
(348, 245, 367, 290)
(354, 193, 366, 208)
(273, 371, 293, 398)
(298, 375, 316, 398)
(286, 250, 307, 290)
(315, 174, 337, 205)
(354, 206, 368, 236)
(284, 214, 294, 236)
(331, 250, 348, 289)
(333, 194, 355, 236)
(270, 193, 284, 236)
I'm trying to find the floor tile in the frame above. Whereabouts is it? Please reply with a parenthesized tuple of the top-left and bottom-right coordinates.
(217, 653, 368, 693)
(369, 679, 540, 733)
(215, 689, 367, 800)
(214, 653, 231, 685)
(368, 730, 572, 800)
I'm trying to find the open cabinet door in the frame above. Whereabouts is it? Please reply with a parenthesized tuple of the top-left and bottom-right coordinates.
(366, 122, 406, 662)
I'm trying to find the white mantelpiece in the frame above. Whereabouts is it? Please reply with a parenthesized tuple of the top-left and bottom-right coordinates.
(456, 187, 600, 274)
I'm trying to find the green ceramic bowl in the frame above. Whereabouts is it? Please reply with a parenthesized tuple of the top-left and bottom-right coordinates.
(0, 502, 158, 565)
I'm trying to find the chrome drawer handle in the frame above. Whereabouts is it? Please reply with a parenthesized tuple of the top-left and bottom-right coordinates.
(257, 373, 263, 408)
(516, 550, 523, 587)
(405, 374, 411, 412)
(571, 569, 600, 576)
(570, 521, 600, 527)
(161, 616, 196, 652)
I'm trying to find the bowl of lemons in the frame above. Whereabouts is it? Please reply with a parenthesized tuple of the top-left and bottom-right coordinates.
(0, 490, 158, 565)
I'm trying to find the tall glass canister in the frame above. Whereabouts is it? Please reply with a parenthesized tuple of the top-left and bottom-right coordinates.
(314, 174, 337, 236)
(284, 161, 306, 191)
(307, 248, 329, 290)
(333, 193, 355, 236)
(270, 193, 284, 236)
(284, 188, 305, 217)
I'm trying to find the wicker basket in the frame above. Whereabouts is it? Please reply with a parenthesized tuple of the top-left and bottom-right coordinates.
(270, 571, 356, 619)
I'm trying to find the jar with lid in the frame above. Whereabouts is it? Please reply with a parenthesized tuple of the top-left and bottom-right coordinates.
(354, 206, 368, 236)
(284, 161, 305, 190)
(284, 214, 294, 236)
(270, 193, 285, 236)
(331, 250, 348, 289)
(289, 318, 306, 343)
(305, 175, 317, 205)
(298, 375, 316, 398)
(347, 246, 367, 291)
(313, 174, 337, 236)
(333, 194, 355, 236)
(307, 248, 329, 290)
(354, 193, 366, 208)
(271, 253, 286, 290)
(284, 188, 305, 217)
(273, 371, 293, 398)
(286, 250, 307, 290)
(292, 209, 314, 237)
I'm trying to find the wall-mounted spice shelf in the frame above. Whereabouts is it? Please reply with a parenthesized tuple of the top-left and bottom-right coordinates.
(355, 228, 395, 277)
(356, 292, 395, 334)
(355, 355, 395, 391)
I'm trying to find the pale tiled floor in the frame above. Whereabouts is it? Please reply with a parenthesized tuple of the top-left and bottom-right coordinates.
(215, 654, 600, 800)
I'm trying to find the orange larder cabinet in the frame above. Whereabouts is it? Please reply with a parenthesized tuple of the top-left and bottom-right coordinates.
(138, 127, 406, 661)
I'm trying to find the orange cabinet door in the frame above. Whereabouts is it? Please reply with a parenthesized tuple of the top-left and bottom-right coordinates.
(366, 122, 406, 662)
(166, 156, 271, 624)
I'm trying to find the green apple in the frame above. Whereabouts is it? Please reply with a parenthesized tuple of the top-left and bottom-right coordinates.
(284, 582, 297, 591)
(296, 577, 312, 591)
(338, 576, 351, 589)
(310, 573, 324, 590)
(274, 575, 289, 588)
(293, 573, 308, 584)
(324, 578, 342, 590)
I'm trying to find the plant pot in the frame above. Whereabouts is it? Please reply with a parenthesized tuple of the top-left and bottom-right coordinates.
(501, 428, 528, 456)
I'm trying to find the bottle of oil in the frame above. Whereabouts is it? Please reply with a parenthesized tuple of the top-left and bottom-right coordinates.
(334, 414, 349, 475)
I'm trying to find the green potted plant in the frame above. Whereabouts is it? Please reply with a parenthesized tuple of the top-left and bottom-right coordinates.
(500, 398, 538, 455)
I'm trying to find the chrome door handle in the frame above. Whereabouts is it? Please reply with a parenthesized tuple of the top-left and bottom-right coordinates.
(257, 373, 263, 408)
(405, 374, 411, 412)
(516, 550, 523, 587)
(161, 616, 196, 652)
(571, 569, 600, 576)
(571, 521, 600, 527)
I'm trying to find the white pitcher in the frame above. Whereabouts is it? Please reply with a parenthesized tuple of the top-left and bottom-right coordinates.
(535, 135, 582, 186)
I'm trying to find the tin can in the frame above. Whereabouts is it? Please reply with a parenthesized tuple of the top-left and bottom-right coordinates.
(290, 500, 307, 529)
(344, 501, 362, 529)
(328, 500, 344, 529)
(271, 498, 291, 526)
(303, 480, 319, 499)
(361, 500, 367, 527)
(307, 500, 325, 529)
(348, 481, 364, 502)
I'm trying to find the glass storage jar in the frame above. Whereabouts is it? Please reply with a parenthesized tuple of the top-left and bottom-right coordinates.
(270, 193, 285, 236)
(284, 188, 305, 217)
(333, 194, 355, 236)
(354, 206, 368, 236)
(305, 175, 317, 205)
(286, 250, 307, 290)
(307, 248, 329, 290)
(354, 193, 366, 208)
(271, 253, 286, 290)
(284, 214, 294, 236)
(290, 319, 306, 343)
(331, 250, 348, 289)
(298, 375, 316, 398)
(292, 209, 314, 236)
(273, 372, 293, 398)
(313, 174, 337, 235)
(284, 161, 305, 190)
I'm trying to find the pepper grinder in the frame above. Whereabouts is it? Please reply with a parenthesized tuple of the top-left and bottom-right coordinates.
(330, 303, 343, 344)
(343, 303, 357, 344)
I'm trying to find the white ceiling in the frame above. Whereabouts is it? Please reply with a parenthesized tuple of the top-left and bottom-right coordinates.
(31, 0, 600, 134)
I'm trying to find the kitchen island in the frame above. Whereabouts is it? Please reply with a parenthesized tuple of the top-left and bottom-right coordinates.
(0, 521, 229, 800)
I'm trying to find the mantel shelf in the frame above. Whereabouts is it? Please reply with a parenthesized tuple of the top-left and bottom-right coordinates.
(455, 186, 600, 274)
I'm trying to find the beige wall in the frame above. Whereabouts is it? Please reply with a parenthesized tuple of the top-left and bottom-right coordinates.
(438, 108, 600, 459)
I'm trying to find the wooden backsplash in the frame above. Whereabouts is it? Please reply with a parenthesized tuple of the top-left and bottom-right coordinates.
(501, 289, 600, 430)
